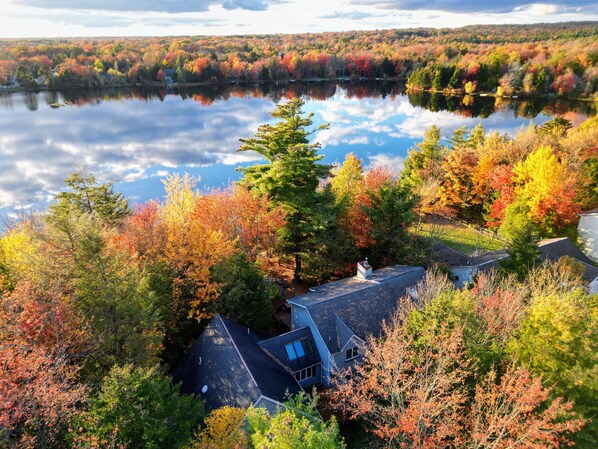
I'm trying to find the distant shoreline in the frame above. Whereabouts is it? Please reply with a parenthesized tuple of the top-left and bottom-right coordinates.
(1, 79, 595, 104)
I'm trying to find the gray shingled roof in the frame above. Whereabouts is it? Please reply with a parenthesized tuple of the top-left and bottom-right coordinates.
(538, 238, 595, 265)
(470, 250, 509, 267)
(173, 315, 300, 410)
(431, 243, 472, 266)
(259, 327, 321, 372)
(289, 265, 426, 353)
(538, 237, 598, 282)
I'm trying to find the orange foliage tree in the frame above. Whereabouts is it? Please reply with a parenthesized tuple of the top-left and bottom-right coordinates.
(159, 174, 237, 321)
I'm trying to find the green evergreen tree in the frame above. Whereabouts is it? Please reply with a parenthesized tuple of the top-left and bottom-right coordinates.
(71, 365, 203, 449)
(49, 170, 131, 227)
(401, 125, 446, 188)
(364, 182, 418, 265)
(431, 66, 443, 90)
(447, 66, 461, 89)
(238, 98, 331, 280)
(212, 252, 272, 333)
(499, 226, 541, 280)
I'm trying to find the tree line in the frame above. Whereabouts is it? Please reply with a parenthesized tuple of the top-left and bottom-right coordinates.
(0, 22, 596, 98)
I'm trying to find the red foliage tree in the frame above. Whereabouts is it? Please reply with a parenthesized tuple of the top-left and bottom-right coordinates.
(0, 283, 87, 448)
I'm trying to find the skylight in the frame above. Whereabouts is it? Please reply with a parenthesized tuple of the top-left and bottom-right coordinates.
(285, 343, 297, 360)
(293, 341, 305, 357)
(285, 339, 314, 360)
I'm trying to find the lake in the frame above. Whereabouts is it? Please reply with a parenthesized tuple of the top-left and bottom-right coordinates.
(0, 81, 594, 220)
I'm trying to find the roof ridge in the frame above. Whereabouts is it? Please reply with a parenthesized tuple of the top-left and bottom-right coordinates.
(289, 266, 423, 307)
(258, 326, 311, 345)
(218, 315, 259, 388)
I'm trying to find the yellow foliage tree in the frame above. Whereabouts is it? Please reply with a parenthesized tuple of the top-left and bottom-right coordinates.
(330, 153, 364, 205)
(188, 406, 248, 449)
(471, 152, 495, 204)
(0, 223, 39, 291)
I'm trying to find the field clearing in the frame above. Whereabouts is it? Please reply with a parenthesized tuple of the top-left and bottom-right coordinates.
(414, 220, 505, 256)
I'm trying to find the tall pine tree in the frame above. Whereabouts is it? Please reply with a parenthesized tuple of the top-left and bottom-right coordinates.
(238, 99, 331, 280)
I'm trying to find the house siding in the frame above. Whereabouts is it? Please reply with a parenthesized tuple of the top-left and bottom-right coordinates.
(448, 266, 477, 288)
(578, 214, 598, 263)
(290, 305, 334, 385)
(331, 337, 363, 376)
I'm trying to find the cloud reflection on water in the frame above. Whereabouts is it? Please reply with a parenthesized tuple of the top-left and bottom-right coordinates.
(0, 85, 591, 213)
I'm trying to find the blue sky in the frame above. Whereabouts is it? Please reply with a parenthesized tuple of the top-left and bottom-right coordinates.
(0, 0, 596, 38)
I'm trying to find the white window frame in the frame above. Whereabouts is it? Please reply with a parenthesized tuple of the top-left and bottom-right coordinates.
(345, 346, 359, 361)
(294, 364, 317, 382)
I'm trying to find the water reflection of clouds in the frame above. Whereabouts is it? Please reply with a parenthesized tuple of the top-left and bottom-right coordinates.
(0, 92, 272, 208)
(317, 94, 551, 148)
(0, 88, 574, 211)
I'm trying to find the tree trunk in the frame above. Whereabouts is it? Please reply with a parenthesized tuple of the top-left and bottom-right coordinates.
(294, 252, 302, 281)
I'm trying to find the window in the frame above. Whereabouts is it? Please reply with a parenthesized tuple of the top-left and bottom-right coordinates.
(294, 364, 317, 382)
(285, 339, 314, 360)
(285, 343, 297, 360)
(345, 346, 359, 361)
(301, 338, 314, 355)
(293, 341, 305, 357)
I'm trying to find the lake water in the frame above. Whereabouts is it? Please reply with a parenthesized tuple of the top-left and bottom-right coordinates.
(0, 82, 594, 219)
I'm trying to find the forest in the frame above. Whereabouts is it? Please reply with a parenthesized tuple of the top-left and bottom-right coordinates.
(0, 22, 597, 99)
(0, 99, 597, 449)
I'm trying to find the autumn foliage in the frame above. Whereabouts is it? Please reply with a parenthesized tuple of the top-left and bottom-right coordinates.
(1, 23, 596, 99)
(403, 116, 596, 238)
(330, 271, 588, 448)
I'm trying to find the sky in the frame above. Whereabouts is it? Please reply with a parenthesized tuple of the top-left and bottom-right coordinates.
(0, 0, 596, 38)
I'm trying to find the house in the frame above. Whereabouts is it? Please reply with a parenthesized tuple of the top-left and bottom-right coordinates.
(173, 314, 301, 413)
(163, 69, 176, 85)
(537, 237, 598, 295)
(578, 208, 598, 263)
(173, 263, 426, 410)
(288, 264, 426, 385)
(436, 237, 598, 294)
(431, 242, 508, 287)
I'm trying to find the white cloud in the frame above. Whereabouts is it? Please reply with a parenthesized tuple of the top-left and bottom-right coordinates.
(367, 153, 405, 172)
(1, 0, 597, 37)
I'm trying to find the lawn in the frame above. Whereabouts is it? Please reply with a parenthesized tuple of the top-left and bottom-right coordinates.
(414, 220, 506, 256)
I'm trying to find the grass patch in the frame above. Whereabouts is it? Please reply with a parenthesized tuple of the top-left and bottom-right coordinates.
(414, 221, 505, 256)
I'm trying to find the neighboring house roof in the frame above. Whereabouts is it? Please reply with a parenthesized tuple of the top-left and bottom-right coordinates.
(259, 327, 321, 373)
(431, 242, 472, 266)
(538, 237, 598, 282)
(538, 237, 595, 266)
(470, 250, 509, 267)
(288, 265, 426, 354)
(470, 238, 598, 283)
(580, 208, 598, 216)
(173, 314, 300, 411)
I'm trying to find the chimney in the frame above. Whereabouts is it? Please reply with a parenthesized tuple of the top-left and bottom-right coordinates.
(356, 258, 372, 279)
